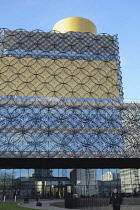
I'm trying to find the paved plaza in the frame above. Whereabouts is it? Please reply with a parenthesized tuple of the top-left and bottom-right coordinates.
(18, 199, 81, 210)
(18, 199, 140, 210)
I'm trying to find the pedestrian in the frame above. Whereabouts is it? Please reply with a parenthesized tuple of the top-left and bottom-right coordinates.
(16, 189, 20, 200)
(47, 192, 49, 199)
(13, 190, 16, 200)
(35, 192, 40, 206)
(50, 191, 53, 200)
(110, 188, 123, 210)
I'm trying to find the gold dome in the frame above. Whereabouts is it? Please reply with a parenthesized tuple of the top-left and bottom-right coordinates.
(52, 17, 97, 34)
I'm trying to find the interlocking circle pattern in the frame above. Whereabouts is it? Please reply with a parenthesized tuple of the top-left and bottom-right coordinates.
(0, 29, 139, 158)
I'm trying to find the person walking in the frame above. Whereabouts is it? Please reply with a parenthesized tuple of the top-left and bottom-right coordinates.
(35, 192, 40, 206)
(50, 191, 53, 200)
(110, 189, 123, 210)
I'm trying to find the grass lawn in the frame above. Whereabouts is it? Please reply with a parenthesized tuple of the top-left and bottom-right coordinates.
(0, 202, 40, 210)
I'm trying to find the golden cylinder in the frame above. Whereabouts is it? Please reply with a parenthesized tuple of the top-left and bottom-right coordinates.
(52, 17, 97, 34)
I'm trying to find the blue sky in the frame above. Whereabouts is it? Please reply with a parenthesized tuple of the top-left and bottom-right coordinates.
(0, 0, 140, 102)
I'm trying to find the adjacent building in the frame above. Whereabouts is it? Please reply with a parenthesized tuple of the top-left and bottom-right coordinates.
(121, 169, 140, 194)
(99, 171, 121, 197)
(70, 169, 97, 197)
(97, 180, 121, 197)
(101, 171, 120, 181)
(34, 169, 53, 178)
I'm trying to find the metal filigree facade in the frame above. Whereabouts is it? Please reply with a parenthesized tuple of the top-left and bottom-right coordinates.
(0, 29, 140, 159)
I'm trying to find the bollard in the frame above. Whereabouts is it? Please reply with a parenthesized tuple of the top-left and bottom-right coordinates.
(14, 195, 16, 202)
(3, 195, 5, 202)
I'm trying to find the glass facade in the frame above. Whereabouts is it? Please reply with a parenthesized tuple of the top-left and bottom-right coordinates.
(0, 168, 140, 200)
